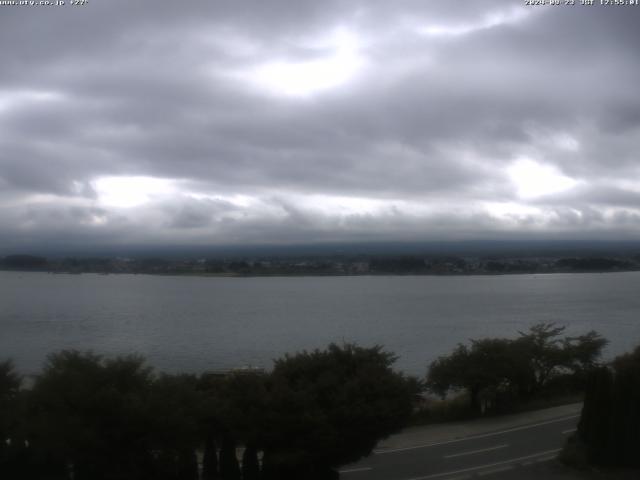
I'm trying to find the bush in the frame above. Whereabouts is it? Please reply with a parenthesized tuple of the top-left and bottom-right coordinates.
(1, 345, 419, 480)
(577, 346, 640, 467)
(260, 344, 419, 478)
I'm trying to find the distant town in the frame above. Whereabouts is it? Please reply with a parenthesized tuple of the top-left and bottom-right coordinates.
(2, 252, 640, 276)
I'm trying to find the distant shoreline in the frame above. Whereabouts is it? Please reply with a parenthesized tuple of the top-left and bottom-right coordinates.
(3, 252, 639, 277)
(2, 268, 639, 278)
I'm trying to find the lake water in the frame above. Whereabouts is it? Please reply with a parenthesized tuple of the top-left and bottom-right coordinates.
(1, 271, 639, 376)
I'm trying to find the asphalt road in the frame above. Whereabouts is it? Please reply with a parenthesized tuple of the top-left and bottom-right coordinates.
(339, 414, 580, 480)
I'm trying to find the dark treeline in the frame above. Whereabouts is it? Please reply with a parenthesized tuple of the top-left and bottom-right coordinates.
(2, 253, 640, 276)
(0, 344, 418, 480)
(1, 255, 48, 270)
(574, 346, 640, 467)
(1, 326, 632, 478)
(425, 323, 608, 416)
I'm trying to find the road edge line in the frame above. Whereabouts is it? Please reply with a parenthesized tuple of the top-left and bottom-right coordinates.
(375, 415, 579, 454)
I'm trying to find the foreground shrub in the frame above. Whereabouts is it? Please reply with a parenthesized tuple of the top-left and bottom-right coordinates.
(260, 344, 420, 479)
(1, 344, 419, 480)
(577, 346, 640, 467)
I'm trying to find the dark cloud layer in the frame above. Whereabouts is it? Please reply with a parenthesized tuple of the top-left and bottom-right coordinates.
(1, 0, 640, 249)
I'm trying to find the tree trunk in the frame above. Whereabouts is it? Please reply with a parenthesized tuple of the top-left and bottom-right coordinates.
(219, 436, 240, 480)
(177, 449, 198, 480)
(241, 445, 260, 480)
(202, 436, 218, 480)
(469, 385, 482, 414)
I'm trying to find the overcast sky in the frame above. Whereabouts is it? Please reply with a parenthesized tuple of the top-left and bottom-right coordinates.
(1, 0, 640, 250)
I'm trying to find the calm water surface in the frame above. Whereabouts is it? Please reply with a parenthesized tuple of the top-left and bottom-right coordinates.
(1, 271, 639, 376)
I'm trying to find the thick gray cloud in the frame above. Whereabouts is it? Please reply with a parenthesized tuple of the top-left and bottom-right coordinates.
(1, 0, 640, 249)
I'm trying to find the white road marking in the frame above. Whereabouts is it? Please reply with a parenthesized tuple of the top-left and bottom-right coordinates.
(444, 444, 508, 459)
(339, 466, 373, 474)
(562, 428, 577, 435)
(375, 415, 579, 454)
(402, 448, 561, 480)
(478, 465, 514, 476)
(534, 455, 557, 463)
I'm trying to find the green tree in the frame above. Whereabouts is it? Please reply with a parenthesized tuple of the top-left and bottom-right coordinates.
(0, 360, 23, 477)
(241, 445, 260, 480)
(427, 339, 526, 413)
(578, 366, 614, 465)
(201, 435, 219, 480)
(260, 343, 418, 479)
(427, 323, 608, 414)
(578, 346, 640, 467)
(515, 323, 607, 396)
(515, 323, 568, 394)
(146, 373, 201, 480)
(562, 330, 609, 377)
(610, 347, 640, 466)
(0, 359, 20, 436)
(197, 371, 268, 480)
(28, 351, 156, 480)
(218, 436, 241, 480)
